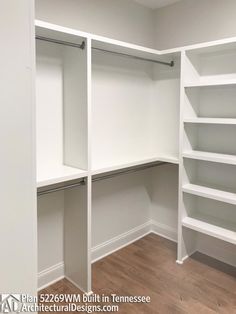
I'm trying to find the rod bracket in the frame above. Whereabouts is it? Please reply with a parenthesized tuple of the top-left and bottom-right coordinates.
(80, 41, 86, 50)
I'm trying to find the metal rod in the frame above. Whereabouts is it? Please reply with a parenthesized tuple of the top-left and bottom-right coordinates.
(92, 47, 174, 67)
(37, 162, 167, 196)
(36, 36, 86, 50)
(92, 162, 166, 182)
(37, 180, 86, 197)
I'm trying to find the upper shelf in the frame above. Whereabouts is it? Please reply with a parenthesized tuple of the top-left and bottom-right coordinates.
(184, 80, 236, 88)
(183, 118, 236, 125)
(37, 165, 88, 188)
(35, 19, 236, 56)
(35, 20, 179, 65)
(92, 156, 179, 176)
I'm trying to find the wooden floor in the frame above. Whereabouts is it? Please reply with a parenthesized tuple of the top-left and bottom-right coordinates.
(39, 234, 236, 314)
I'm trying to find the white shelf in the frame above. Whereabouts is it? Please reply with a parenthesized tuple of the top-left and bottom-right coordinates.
(183, 118, 236, 125)
(92, 156, 179, 176)
(182, 215, 236, 245)
(184, 80, 236, 88)
(37, 165, 88, 188)
(183, 183, 236, 205)
(35, 20, 179, 63)
(183, 150, 236, 165)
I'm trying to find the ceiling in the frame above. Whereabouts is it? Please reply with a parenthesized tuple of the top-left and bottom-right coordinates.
(133, 0, 181, 9)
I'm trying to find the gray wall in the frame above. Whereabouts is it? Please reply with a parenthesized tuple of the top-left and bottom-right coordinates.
(154, 0, 236, 49)
(35, 0, 155, 48)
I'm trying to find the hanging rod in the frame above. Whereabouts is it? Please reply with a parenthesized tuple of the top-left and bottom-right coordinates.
(37, 180, 86, 197)
(37, 162, 167, 196)
(92, 47, 174, 67)
(92, 161, 166, 182)
(36, 36, 86, 49)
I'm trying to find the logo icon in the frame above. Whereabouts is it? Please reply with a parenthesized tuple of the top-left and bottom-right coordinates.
(0, 294, 21, 313)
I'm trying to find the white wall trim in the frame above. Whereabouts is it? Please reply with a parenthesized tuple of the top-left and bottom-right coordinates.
(37, 220, 179, 289)
(37, 220, 235, 290)
(38, 262, 64, 291)
(151, 219, 177, 242)
(91, 220, 152, 263)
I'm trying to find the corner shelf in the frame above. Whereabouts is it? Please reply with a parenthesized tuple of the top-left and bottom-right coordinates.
(183, 118, 236, 125)
(37, 165, 88, 188)
(183, 183, 236, 206)
(92, 155, 179, 176)
(182, 215, 236, 245)
(182, 150, 236, 165)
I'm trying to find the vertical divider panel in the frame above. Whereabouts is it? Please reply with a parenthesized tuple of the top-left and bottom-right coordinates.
(86, 38, 92, 293)
(177, 51, 185, 263)
(63, 38, 92, 293)
(63, 39, 88, 170)
(177, 51, 197, 264)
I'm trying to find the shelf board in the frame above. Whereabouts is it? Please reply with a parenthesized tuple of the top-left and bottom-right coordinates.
(35, 20, 179, 64)
(37, 165, 88, 188)
(182, 215, 236, 245)
(92, 155, 179, 176)
(184, 80, 236, 88)
(183, 118, 236, 125)
(182, 150, 236, 165)
(183, 183, 236, 205)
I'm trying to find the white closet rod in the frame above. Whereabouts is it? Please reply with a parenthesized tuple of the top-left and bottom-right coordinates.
(37, 162, 166, 196)
(92, 47, 174, 67)
(36, 36, 85, 49)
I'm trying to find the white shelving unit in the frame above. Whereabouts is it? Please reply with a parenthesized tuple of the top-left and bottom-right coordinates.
(178, 41, 236, 264)
(36, 33, 89, 188)
(34, 20, 236, 292)
(35, 20, 180, 293)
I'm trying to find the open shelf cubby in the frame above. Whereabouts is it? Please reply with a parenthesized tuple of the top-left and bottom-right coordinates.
(183, 123, 236, 157)
(36, 36, 88, 187)
(184, 42, 236, 87)
(183, 159, 236, 201)
(91, 42, 180, 172)
(182, 193, 236, 245)
(184, 85, 236, 119)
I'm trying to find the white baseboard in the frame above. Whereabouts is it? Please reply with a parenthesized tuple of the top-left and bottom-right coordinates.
(37, 220, 178, 289)
(151, 220, 177, 242)
(38, 262, 64, 291)
(91, 220, 152, 263)
(64, 276, 93, 295)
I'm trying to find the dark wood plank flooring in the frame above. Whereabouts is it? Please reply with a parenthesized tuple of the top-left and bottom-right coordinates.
(39, 234, 236, 314)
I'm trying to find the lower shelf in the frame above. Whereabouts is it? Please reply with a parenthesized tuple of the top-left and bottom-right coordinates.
(182, 215, 236, 245)
(37, 165, 88, 188)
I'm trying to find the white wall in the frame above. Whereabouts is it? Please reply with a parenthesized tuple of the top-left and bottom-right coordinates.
(35, 0, 155, 48)
(0, 0, 37, 295)
(36, 0, 236, 51)
(154, 0, 236, 49)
